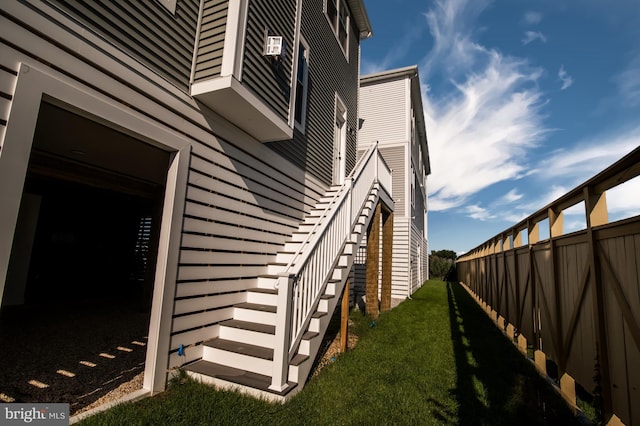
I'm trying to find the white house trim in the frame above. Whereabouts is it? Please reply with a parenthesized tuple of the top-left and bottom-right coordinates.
(191, 75, 294, 142)
(221, 0, 249, 79)
(289, 0, 304, 128)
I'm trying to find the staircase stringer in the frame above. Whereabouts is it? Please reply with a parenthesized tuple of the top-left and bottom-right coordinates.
(294, 183, 380, 351)
(284, 184, 385, 388)
(271, 146, 393, 394)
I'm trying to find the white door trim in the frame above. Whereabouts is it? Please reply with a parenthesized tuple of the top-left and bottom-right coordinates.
(0, 62, 190, 394)
(333, 93, 347, 185)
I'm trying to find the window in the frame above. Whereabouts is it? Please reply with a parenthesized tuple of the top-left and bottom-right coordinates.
(411, 163, 416, 208)
(294, 38, 310, 130)
(423, 169, 427, 198)
(325, 0, 349, 57)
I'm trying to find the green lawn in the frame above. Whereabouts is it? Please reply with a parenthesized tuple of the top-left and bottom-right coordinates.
(78, 281, 579, 425)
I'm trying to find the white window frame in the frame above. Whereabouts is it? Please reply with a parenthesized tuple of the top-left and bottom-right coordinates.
(293, 37, 310, 132)
(324, 0, 350, 60)
(411, 162, 416, 208)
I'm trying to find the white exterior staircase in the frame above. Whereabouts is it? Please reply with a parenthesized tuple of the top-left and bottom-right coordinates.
(185, 144, 392, 400)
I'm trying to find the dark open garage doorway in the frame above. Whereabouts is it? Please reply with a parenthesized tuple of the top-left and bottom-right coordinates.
(0, 101, 171, 414)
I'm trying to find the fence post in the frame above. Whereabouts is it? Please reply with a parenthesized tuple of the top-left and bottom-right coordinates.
(525, 220, 541, 353)
(584, 186, 612, 420)
(270, 274, 294, 392)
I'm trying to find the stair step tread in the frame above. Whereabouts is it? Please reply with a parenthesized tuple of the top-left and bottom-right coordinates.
(248, 287, 277, 295)
(302, 331, 319, 340)
(185, 360, 297, 396)
(290, 354, 309, 366)
(235, 302, 277, 313)
(204, 337, 273, 360)
(312, 311, 327, 318)
(320, 294, 333, 300)
(258, 274, 279, 279)
(220, 319, 275, 335)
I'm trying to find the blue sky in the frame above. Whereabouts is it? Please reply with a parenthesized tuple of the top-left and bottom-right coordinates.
(360, 0, 640, 254)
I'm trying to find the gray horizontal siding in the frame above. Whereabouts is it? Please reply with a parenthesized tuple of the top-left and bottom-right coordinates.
(0, 65, 18, 140)
(171, 140, 322, 365)
(266, 0, 360, 186)
(1, 3, 328, 370)
(172, 138, 325, 365)
(380, 145, 406, 217)
(193, 0, 229, 82)
(241, 0, 296, 122)
(46, 0, 199, 88)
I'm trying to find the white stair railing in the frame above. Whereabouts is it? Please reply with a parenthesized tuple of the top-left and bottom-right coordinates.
(270, 143, 391, 392)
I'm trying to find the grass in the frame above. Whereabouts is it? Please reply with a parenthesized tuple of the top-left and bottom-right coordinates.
(78, 280, 580, 425)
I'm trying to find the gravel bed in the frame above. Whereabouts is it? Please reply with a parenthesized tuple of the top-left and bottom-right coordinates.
(0, 300, 363, 417)
(311, 318, 359, 378)
(0, 302, 150, 415)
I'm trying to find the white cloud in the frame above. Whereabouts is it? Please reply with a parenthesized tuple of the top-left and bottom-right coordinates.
(494, 185, 566, 224)
(422, 0, 493, 78)
(499, 189, 523, 204)
(536, 128, 639, 181)
(565, 219, 587, 232)
(523, 129, 640, 223)
(523, 11, 542, 25)
(522, 31, 547, 45)
(614, 53, 640, 107)
(558, 65, 573, 90)
(471, 128, 639, 226)
(365, 0, 638, 228)
(465, 204, 495, 221)
(422, 0, 547, 211)
(506, 185, 568, 216)
(607, 176, 640, 220)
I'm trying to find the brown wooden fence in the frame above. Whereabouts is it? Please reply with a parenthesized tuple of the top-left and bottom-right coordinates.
(457, 146, 640, 426)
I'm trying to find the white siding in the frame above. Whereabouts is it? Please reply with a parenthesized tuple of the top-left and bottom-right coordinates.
(410, 222, 428, 293)
(380, 145, 406, 217)
(358, 70, 430, 301)
(359, 78, 407, 146)
(391, 217, 410, 298)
